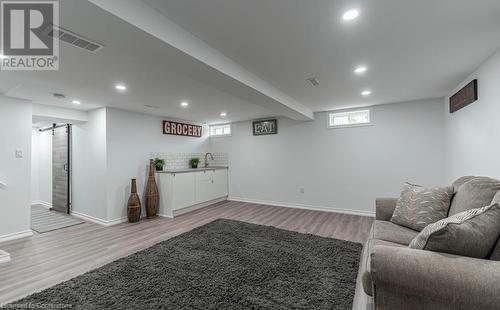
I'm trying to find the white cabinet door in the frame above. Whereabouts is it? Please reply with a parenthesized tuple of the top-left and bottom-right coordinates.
(195, 170, 216, 203)
(172, 173, 196, 210)
(213, 169, 228, 198)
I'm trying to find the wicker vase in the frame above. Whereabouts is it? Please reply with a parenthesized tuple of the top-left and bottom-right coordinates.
(127, 179, 141, 223)
(145, 159, 159, 218)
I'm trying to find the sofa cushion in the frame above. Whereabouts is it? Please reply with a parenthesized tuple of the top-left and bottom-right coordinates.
(361, 238, 405, 296)
(373, 220, 419, 245)
(452, 176, 476, 192)
(448, 177, 500, 216)
(361, 221, 418, 296)
(391, 183, 453, 231)
(409, 203, 500, 259)
(490, 237, 500, 261)
(488, 192, 500, 260)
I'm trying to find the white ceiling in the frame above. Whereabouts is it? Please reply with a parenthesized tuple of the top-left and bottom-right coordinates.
(0, 0, 282, 124)
(145, 0, 500, 111)
(2, 0, 500, 123)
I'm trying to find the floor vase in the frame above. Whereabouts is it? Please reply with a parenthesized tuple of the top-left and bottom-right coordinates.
(145, 159, 159, 218)
(127, 179, 141, 223)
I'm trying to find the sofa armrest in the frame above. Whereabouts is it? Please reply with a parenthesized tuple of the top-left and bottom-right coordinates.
(371, 245, 500, 309)
(375, 198, 398, 221)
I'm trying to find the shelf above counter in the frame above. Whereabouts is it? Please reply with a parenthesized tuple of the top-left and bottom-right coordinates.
(156, 166, 228, 174)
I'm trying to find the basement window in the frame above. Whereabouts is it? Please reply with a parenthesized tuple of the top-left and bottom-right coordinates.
(327, 108, 372, 128)
(209, 124, 231, 137)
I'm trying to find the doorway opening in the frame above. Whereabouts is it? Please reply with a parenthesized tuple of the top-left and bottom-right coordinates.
(31, 122, 83, 233)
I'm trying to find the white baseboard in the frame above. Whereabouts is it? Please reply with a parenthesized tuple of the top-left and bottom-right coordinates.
(157, 214, 173, 219)
(31, 200, 52, 209)
(0, 230, 34, 244)
(228, 197, 375, 217)
(71, 211, 128, 227)
(0, 250, 10, 264)
(105, 217, 129, 226)
(73, 211, 176, 225)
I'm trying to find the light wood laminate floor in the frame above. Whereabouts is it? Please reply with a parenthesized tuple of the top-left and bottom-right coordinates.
(0, 201, 374, 307)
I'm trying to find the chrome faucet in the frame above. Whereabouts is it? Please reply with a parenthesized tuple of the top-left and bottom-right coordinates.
(204, 152, 214, 168)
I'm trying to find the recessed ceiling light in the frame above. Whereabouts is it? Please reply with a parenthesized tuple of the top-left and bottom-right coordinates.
(181, 101, 189, 107)
(71, 100, 81, 105)
(220, 112, 227, 117)
(342, 9, 360, 21)
(115, 84, 127, 91)
(354, 66, 367, 74)
(361, 90, 372, 97)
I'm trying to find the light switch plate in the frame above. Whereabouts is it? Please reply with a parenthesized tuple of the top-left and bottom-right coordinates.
(15, 149, 23, 158)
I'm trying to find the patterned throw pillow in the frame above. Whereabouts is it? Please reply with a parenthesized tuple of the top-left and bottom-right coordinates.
(409, 204, 500, 259)
(391, 183, 453, 231)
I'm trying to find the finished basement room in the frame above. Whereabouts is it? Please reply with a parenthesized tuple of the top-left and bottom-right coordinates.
(1, 0, 499, 309)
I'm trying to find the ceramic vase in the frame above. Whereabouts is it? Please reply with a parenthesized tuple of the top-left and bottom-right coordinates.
(127, 179, 141, 223)
(145, 159, 159, 218)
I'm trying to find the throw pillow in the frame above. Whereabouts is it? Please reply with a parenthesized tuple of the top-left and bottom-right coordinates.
(391, 183, 453, 231)
(409, 203, 500, 259)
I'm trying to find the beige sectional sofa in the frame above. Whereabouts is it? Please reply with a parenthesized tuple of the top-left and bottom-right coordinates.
(360, 177, 500, 310)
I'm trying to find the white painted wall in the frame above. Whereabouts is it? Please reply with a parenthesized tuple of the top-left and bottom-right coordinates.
(0, 96, 448, 233)
(105, 108, 209, 221)
(444, 49, 500, 181)
(0, 96, 33, 240)
(210, 99, 445, 215)
(72, 108, 108, 221)
(30, 130, 52, 205)
(68, 106, 211, 224)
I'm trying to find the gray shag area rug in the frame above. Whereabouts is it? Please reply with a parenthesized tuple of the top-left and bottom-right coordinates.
(12, 219, 362, 310)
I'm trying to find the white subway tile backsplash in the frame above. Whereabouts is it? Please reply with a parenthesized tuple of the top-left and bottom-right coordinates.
(150, 152, 228, 169)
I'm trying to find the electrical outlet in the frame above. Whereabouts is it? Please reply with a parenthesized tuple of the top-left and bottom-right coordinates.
(15, 149, 23, 158)
(299, 188, 305, 194)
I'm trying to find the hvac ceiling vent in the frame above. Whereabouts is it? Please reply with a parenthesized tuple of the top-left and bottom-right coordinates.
(44, 25, 104, 53)
(52, 93, 66, 99)
(306, 77, 320, 87)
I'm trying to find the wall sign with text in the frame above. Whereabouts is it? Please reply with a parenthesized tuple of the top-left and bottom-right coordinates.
(253, 119, 278, 136)
(450, 79, 478, 113)
(163, 120, 202, 137)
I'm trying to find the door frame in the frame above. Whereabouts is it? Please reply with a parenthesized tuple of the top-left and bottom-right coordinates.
(66, 124, 72, 214)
